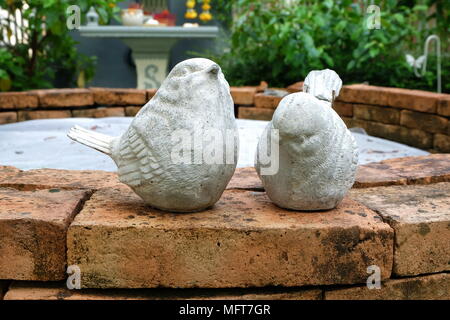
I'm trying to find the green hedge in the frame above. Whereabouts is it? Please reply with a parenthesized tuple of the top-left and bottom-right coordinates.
(211, 0, 449, 93)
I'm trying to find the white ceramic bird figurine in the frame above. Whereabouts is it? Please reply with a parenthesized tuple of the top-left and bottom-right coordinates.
(68, 58, 239, 212)
(255, 69, 358, 211)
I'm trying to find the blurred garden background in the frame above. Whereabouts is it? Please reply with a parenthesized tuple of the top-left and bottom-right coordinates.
(0, 0, 448, 92)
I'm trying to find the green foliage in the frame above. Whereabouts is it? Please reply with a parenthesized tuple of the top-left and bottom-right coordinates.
(0, 0, 121, 91)
(211, 0, 449, 92)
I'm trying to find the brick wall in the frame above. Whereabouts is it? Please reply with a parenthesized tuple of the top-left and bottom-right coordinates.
(0, 88, 157, 124)
(0, 85, 449, 152)
(233, 83, 450, 153)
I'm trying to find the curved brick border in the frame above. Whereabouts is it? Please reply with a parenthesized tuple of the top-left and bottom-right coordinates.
(234, 84, 450, 152)
(1, 85, 449, 152)
(0, 88, 156, 123)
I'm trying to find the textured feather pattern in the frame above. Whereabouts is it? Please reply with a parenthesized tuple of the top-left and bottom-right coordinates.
(116, 126, 170, 187)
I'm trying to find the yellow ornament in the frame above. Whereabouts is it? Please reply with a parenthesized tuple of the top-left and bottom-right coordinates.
(199, 0, 212, 22)
(185, 10, 198, 19)
(199, 12, 212, 22)
(186, 0, 195, 9)
(185, 0, 197, 19)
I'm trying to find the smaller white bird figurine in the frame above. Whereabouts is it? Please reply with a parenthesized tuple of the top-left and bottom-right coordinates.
(255, 69, 358, 211)
(68, 58, 238, 212)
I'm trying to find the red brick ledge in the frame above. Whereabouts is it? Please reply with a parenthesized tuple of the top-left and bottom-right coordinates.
(2, 154, 446, 192)
(0, 154, 449, 291)
(229, 154, 450, 190)
(354, 154, 450, 187)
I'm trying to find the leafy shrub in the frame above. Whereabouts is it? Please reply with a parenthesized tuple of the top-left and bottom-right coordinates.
(211, 0, 449, 92)
(0, 0, 121, 91)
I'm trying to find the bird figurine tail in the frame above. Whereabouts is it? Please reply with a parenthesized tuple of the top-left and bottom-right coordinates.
(67, 125, 114, 156)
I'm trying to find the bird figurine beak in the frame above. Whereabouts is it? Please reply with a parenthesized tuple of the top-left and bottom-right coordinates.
(206, 64, 220, 76)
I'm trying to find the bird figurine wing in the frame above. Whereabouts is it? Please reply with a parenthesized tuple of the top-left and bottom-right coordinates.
(115, 124, 168, 187)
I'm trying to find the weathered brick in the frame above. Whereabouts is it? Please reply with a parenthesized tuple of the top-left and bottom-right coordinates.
(354, 154, 450, 188)
(230, 155, 450, 191)
(353, 104, 400, 124)
(125, 106, 142, 117)
(234, 156, 450, 191)
(4, 281, 321, 300)
(230, 87, 258, 105)
(254, 93, 283, 109)
(400, 110, 448, 134)
(227, 167, 263, 191)
(339, 85, 440, 113)
(386, 88, 440, 113)
(68, 189, 393, 289)
(0, 92, 38, 109)
(35, 89, 93, 108)
(238, 106, 274, 121)
(338, 84, 390, 106)
(17, 110, 71, 122)
(350, 183, 450, 276)
(325, 273, 450, 300)
(72, 107, 125, 118)
(90, 88, 147, 105)
(286, 81, 303, 93)
(434, 134, 450, 153)
(437, 95, 450, 116)
(0, 188, 90, 280)
(350, 119, 433, 149)
(0, 112, 17, 124)
(0, 168, 122, 191)
(332, 101, 353, 117)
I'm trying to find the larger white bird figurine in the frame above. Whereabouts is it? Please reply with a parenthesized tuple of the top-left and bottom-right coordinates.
(255, 69, 358, 211)
(68, 58, 239, 212)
